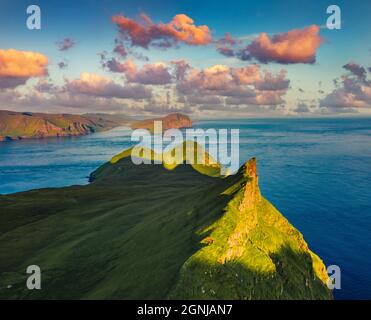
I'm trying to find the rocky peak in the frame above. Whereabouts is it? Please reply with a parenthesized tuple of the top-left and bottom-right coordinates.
(239, 157, 261, 212)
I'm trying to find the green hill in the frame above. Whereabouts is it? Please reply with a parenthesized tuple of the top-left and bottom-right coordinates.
(0, 144, 331, 299)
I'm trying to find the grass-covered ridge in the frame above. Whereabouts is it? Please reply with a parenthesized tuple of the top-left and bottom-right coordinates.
(0, 144, 331, 299)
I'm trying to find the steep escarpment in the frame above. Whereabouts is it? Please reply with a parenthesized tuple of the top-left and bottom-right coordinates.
(0, 110, 191, 141)
(0, 144, 331, 299)
(169, 157, 330, 299)
(0, 110, 130, 141)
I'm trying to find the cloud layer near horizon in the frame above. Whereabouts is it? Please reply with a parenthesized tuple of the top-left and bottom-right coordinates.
(321, 62, 371, 109)
(0, 10, 369, 117)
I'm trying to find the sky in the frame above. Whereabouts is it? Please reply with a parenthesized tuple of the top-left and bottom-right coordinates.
(0, 0, 370, 117)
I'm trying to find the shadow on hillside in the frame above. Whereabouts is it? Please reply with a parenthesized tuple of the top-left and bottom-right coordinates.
(168, 245, 332, 300)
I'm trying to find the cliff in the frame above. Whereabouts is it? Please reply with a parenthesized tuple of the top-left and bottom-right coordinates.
(0, 144, 331, 299)
(130, 113, 192, 131)
(0, 110, 130, 141)
(0, 110, 192, 141)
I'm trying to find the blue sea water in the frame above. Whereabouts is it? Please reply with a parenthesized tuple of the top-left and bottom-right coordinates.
(0, 118, 371, 299)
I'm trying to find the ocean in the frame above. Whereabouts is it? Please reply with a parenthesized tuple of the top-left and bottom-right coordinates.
(0, 118, 370, 299)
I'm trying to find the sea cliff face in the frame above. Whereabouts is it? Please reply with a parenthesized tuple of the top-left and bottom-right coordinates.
(0, 110, 129, 141)
(0, 110, 192, 141)
(0, 144, 331, 299)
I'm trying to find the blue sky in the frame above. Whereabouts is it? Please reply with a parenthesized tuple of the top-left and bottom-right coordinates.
(0, 0, 370, 117)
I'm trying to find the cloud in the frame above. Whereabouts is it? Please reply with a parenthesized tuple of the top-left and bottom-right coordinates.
(7, 90, 132, 114)
(0, 77, 29, 89)
(215, 33, 240, 57)
(171, 60, 191, 81)
(294, 102, 311, 113)
(0, 77, 143, 114)
(0, 49, 48, 89)
(254, 70, 290, 91)
(57, 38, 76, 51)
(225, 91, 286, 106)
(113, 39, 127, 57)
(57, 61, 68, 69)
(320, 62, 371, 109)
(35, 79, 57, 93)
(343, 62, 367, 80)
(175, 63, 290, 108)
(112, 13, 212, 49)
(141, 101, 191, 115)
(232, 64, 261, 85)
(103, 58, 172, 85)
(237, 25, 323, 64)
(65, 72, 152, 99)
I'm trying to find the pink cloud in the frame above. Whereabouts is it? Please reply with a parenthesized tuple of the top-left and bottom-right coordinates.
(103, 59, 172, 85)
(321, 62, 371, 109)
(175, 63, 290, 107)
(232, 65, 261, 85)
(254, 70, 290, 91)
(239, 25, 323, 64)
(113, 39, 127, 57)
(215, 33, 240, 57)
(112, 13, 212, 48)
(56, 38, 76, 51)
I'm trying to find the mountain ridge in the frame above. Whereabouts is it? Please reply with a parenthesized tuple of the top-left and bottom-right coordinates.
(0, 144, 331, 299)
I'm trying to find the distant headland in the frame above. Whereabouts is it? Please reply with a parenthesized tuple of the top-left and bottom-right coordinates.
(0, 110, 192, 141)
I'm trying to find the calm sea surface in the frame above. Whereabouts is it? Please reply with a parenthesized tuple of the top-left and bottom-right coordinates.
(1, 118, 370, 299)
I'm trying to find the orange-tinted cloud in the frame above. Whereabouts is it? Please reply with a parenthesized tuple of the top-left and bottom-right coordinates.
(112, 13, 212, 48)
(0, 49, 48, 78)
(0, 49, 48, 89)
(239, 25, 323, 64)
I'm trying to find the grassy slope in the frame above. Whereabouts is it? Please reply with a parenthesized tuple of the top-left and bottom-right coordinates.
(0, 147, 331, 299)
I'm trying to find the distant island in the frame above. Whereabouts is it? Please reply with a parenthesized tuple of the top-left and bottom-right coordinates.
(0, 143, 331, 299)
(0, 110, 192, 141)
(131, 113, 192, 132)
